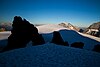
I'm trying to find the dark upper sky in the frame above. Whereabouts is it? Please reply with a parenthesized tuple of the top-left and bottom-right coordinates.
(0, 0, 100, 27)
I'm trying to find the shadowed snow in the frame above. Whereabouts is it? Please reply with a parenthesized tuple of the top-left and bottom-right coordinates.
(0, 43, 100, 67)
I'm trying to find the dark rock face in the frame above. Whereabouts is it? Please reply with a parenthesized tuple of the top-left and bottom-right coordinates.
(95, 30, 100, 37)
(79, 29, 84, 33)
(51, 31, 69, 46)
(1, 16, 45, 52)
(63, 41, 69, 46)
(93, 44, 100, 53)
(32, 34, 45, 46)
(71, 42, 84, 49)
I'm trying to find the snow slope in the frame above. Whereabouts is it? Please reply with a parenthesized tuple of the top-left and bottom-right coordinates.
(37, 24, 100, 42)
(41, 30, 100, 51)
(78, 32, 100, 42)
(0, 24, 100, 67)
(59, 30, 100, 50)
(37, 24, 100, 50)
(0, 43, 100, 67)
(37, 24, 69, 33)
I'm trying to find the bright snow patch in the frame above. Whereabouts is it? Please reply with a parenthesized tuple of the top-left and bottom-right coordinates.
(37, 24, 69, 33)
(0, 31, 11, 40)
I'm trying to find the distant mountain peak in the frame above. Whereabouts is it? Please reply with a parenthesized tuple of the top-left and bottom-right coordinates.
(88, 22, 100, 29)
(58, 22, 80, 31)
(84, 22, 100, 37)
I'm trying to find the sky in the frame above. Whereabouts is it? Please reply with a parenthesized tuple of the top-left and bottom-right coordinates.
(0, 0, 100, 27)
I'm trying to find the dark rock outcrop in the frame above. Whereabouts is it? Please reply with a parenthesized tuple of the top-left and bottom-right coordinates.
(1, 16, 45, 52)
(93, 44, 100, 53)
(71, 42, 84, 49)
(32, 34, 45, 46)
(51, 31, 69, 46)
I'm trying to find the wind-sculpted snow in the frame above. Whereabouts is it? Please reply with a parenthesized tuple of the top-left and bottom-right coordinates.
(0, 43, 100, 67)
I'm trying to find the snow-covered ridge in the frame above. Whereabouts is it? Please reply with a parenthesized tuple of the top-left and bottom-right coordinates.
(37, 24, 70, 33)
(37, 24, 100, 42)
(78, 32, 100, 42)
(37, 22, 80, 33)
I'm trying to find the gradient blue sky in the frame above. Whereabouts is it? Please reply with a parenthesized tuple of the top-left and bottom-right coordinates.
(0, 0, 100, 27)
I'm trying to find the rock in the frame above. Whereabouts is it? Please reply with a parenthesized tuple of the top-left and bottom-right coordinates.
(93, 44, 100, 53)
(51, 31, 69, 46)
(71, 42, 84, 49)
(1, 16, 39, 52)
